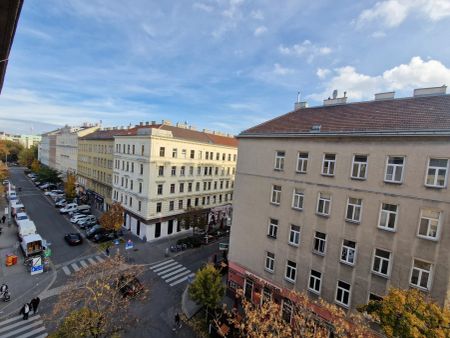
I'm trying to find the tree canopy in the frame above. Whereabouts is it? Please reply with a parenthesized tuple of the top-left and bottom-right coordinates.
(178, 206, 207, 232)
(100, 202, 125, 232)
(0, 140, 23, 162)
(189, 263, 225, 311)
(18, 146, 37, 168)
(64, 173, 77, 200)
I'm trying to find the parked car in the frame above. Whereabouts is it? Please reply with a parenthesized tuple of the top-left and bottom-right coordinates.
(85, 225, 105, 239)
(64, 233, 83, 246)
(45, 189, 64, 196)
(91, 231, 117, 243)
(117, 274, 144, 298)
(60, 203, 78, 214)
(51, 193, 65, 201)
(2, 179, 10, 185)
(39, 183, 50, 190)
(34, 181, 41, 186)
(76, 205, 91, 214)
(55, 199, 67, 208)
(70, 214, 89, 224)
(76, 215, 96, 227)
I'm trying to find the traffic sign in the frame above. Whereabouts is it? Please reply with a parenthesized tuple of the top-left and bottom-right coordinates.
(219, 243, 229, 251)
(31, 256, 43, 275)
(125, 240, 134, 250)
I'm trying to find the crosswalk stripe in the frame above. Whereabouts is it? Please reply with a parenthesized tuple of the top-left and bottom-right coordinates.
(96, 256, 105, 263)
(2, 320, 43, 338)
(15, 325, 46, 338)
(0, 315, 23, 328)
(71, 263, 80, 272)
(160, 267, 187, 279)
(88, 257, 97, 265)
(0, 316, 40, 333)
(152, 261, 178, 272)
(32, 334, 48, 338)
(79, 260, 89, 268)
(62, 266, 71, 276)
(155, 263, 181, 274)
(150, 259, 174, 269)
(169, 273, 194, 287)
(165, 269, 192, 283)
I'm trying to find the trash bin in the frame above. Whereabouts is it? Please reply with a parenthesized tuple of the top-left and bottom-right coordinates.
(11, 255, 18, 265)
(5, 254, 17, 266)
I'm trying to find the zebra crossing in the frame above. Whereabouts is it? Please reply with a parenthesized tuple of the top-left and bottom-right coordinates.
(0, 314, 48, 338)
(61, 255, 105, 276)
(150, 259, 195, 287)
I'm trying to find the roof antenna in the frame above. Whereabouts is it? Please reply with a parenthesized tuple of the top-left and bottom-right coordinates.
(297, 91, 300, 103)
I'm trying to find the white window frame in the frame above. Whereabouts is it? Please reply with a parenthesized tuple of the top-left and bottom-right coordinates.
(372, 248, 391, 277)
(291, 188, 304, 210)
(274, 151, 285, 171)
(270, 185, 281, 205)
(351, 155, 368, 180)
(340, 240, 357, 266)
(410, 259, 433, 290)
(288, 224, 301, 247)
(378, 203, 398, 231)
(313, 231, 327, 255)
(285, 260, 297, 283)
(345, 197, 362, 223)
(296, 152, 308, 173)
(417, 209, 441, 241)
(384, 156, 405, 183)
(308, 270, 322, 295)
(335, 280, 351, 308)
(265, 252, 275, 273)
(425, 158, 448, 188)
(267, 218, 278, 239)
(317, 192, 331, 216)
(321, 153, 336, 176)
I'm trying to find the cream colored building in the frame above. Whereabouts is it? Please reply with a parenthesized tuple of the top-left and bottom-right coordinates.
(0, 132, 41, 148)
(38, 129, 60, 168)
(55, 125, 99, 175)
(228, 87, 450, 313)
(112, 121, 238, 241)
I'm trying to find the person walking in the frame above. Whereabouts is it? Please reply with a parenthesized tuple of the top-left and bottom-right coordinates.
(30, 297, 40, 315)
(1, 215, 5, 224)
(173, 313, 182, 331)
(105, 246, 110, 257)
(19, 303, 30, 320)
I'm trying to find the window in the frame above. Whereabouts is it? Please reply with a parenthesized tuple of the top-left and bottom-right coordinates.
(271, 185, 281, 205)
(281, 300, 293, 323)
(179, 183, 184, 193)
(372, 248, 391, 277)
(322, 154, 336, 176)
(340, 240, 356, 265)
(285, 260, 297, 283)
(138, 182, 142, 194)
(138, 201, 141, 212)
(410, 259, 432, 290)
(346, 197, 362, 223)
(292, 189, 304, 210)
(296, 152, 308, 173)
(158, 166, 164, 176)
(385, 156, 404, 183)
(267, 218, 278, 238)
(157, 184, 163, 195)
(265, 252, 275, 273)
(197, 166, 201, 176)
(308, 270, 321, 294)
(313, 231, 327, 255)
(180, 166, 185, 176)
(189, 166, 194, 176)
(317, 192, 331, 216)
(418, 209, 441, 240)
(131, 162, 134, 173)
(190, 150, 195, 159)
(195, 182, 200, 191)
(171, 166, 176, 176)
(140, 164, 144, 175)
(141, 145, 144, 156)
(178, 199, 183, 209)
(169, 201, 174, 211)
(274, 151, 285, 171)
(181, 149, 187, 158)
(378, 203, 398, 231)
(288, 225, 301, 246)
(129, 197, 133, 207)
(188, 182, 192, 192)
(156, 202, 162, 213)
(351, 155, 368, 179)
(369, 293, 383, 302)
(170, 184, 175, 194)
(132, 145, 135, 154)
(335, 281, 351, 307)
(172, 148, 177, 158)
(159, 147, 165, 157)
(425, 158, 448, 188)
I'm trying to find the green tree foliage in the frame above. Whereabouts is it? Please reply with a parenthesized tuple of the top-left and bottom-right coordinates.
(100, 202, 124, 232)
(18, 147, 37, 168)
(0, 140, 23, 162)
(189, 263, 225, 312)
(361, 287, 450, 338)
(37, 166, 61, 184)
(64, 173, 77, 200)
(178, 206, 207, 233)
(31, 159, 40, 173)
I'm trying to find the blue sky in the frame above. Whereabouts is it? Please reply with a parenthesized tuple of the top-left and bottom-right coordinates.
(1, 0, 450, 135)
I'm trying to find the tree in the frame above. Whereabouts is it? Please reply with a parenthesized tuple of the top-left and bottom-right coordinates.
(178, 206, 207, 233)
(189, 263, 225, 316)
(18, 147, 36, 167)
(100, 202, 125, 232)
(37, 166, 61, 184)
(48, 254, 148, 338)
(64, 173, 77, 200)
(31, 159, 40, 173)
(0, 162, 8, 195)
(0, 140, 23, 162)
(361, 287, 450, 338)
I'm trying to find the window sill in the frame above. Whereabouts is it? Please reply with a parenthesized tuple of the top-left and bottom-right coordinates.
(273, 168, 284, 172)
(417, 235, 439, 242)
(424, 184, 446, 189)
(308, 288, 320, 296)
(270, 202, 280, 207)
(264, 268, 274, 274)
(350, 176, 367, 181)
(284, 277, 296, 284)
(409, 283, 430, 292)
(335, 301, 350, 309)
(312, 250, 326, 257)
(295, 171, 307, 174)
(340, 260, 355, 267)
(267, 235, 277, 240)
(345, 219, 360, 225)
(377, 226, 396, 233)
(316, 212, 330, 218)
(321, 173, 335, 177)
(371, 271, 389, 279)
(292, 207, 303, 212)
(384, 180, 403, 185)
(288, 242, 299, 248)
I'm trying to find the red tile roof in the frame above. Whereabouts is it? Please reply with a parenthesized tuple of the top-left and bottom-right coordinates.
(240, 94, 450, 137)
(80, 128, 139, 140)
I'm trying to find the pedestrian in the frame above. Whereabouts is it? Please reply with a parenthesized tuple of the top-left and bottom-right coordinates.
(173, 313, 182, 331)
(19, 303, 30, 320)
(30, 297, 40, 314)
(1, 215, 5, 223)
(105, 246, 110, 257)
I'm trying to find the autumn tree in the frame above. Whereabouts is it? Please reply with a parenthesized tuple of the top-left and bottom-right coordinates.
(64, 172, 77, 200)
(0, 162, 8, 195)
(31, 159, 40, 173)
(361, 287, 450, 338)
(18, 147, 36, 167)
(48, 254, 148, 338)
(0, 140, 23, 162)
(100, 202, 124, 232)
(178, 206, 207, 233)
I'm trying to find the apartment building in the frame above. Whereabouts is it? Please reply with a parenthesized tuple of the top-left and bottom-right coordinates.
(38, 129, 60, 168)
(112, 121, 238, 241)
(78, 128, 135, 211)
(228, 86, 450, 313)
(0, 132, 41, 148)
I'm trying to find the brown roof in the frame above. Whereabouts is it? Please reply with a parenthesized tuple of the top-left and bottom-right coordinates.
(80, 128, 139, 140)
(240, 94, 450, 137)
(118, 124, 238, 148)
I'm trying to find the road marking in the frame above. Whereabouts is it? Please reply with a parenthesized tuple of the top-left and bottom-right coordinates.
(149, 259, 174, 269)
(15, 325, 46, 338)
(165, 269, 191, 283)
(153, 261, 179, 273)
(2, 320, 43, 338)
(156, 264, 183, 276)
(88, 257, 97, 265)
(79, 260, 88, 268)
(0, 316, 41, 333)
(169, 273, 195, 287)
(160, 267, 187, 279)
(95, 256, 105, 263)
(70, 263, 80, 272)
(62, 266, 71, 276)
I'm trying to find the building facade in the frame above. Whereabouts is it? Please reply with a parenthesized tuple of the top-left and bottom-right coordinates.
(38, 129, 60, 168)
(0, 132, 41, 148)
(112, 121, 238, 241)
(228, 87, 450, 312)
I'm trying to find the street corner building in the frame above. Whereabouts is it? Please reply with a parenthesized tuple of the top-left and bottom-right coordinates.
(227, 86, 450, 314)
(112, 121, 238, 242)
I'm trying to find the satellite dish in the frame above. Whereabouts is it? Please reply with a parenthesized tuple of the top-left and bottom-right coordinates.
(332, 89, 338, 99)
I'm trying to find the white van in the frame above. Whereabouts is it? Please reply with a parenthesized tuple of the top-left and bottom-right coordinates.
(16, 212, 28, 221)
(60, 203, 78, 214)
(21, 234, 43, 257)
(17, 219, 37, 239)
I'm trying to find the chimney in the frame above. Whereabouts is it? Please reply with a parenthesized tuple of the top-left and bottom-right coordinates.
(413, 85, 447, 97)
(375, 91, 395, 100)
(162, 120, 172, 126)
(139, 122, 143, 126)
(145, 121, 149, 126)
(151, 121, 156, 125)
(323, 89, 347, 106)
(295, 101, 308, 109)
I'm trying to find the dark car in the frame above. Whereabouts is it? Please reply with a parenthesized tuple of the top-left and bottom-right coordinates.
(85, 225, 105, 239)
(117, 274, 144, 298)
(64, 233, 83, 246)
(91, 231, 117, 243)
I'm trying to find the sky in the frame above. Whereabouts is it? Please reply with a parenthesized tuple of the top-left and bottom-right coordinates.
(1, 0, 450, 135)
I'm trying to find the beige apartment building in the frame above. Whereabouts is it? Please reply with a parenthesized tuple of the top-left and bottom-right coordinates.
(112, 121, 237, 241)
(228, 86, 450, 314)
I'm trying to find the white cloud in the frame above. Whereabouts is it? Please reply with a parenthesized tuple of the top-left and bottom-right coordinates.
(311, 57, 450, 101)
(316, 68, 331, 79)
(254, 25, 267, 36)
(193, 2, 214, 12)
(273, 63, 294, 75)
(279, 40, 332, 63)
(357, 0, 450, 28)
